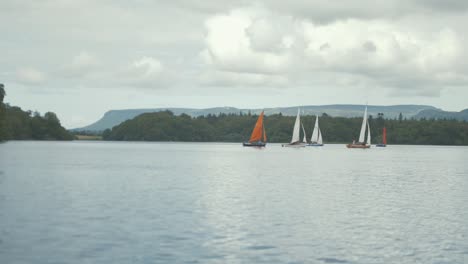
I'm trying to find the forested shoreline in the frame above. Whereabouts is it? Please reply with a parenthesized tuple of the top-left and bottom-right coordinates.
(2, 82, 467, 145)
(102, 110, 468, 145)
(0, 85, 74, 141)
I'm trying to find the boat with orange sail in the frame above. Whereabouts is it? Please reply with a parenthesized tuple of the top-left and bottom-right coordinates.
(376, 127, 387, 147)
(346, 105, 371, 149)
(243, 111, 267, 147)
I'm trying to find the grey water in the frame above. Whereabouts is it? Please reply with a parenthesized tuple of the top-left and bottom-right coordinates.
(1, 141, 468, 264)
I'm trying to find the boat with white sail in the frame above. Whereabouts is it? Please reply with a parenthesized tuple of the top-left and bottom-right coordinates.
(282, 109, 306, 147)
(307, 115, 324, 147)
(346, 106, 371, 148)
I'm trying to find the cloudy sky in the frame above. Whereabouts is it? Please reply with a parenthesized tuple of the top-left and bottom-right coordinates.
(1, 0, 468, 128)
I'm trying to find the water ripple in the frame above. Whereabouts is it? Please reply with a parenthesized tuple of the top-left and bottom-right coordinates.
(317, 257, 350, 263)
(245, 245, 277, 250)
(0, 142, 467, 264)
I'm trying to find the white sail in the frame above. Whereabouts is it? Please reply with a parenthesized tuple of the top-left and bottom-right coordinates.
(318, 128, 323, 144)
(310, 116, 319, 143)
(358, 106, 368, 143)
(301, 123, 307, 143)
(366, 120, 371, 145)
(291, 109, 301, 143)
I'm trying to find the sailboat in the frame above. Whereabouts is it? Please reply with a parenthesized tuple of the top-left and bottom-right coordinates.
(376, 127, 387, 147)
(346, 106, 371, 148)
(282, 109, 306, 147)
(307, 116, 324, 147)
(243, 111, 267, 147)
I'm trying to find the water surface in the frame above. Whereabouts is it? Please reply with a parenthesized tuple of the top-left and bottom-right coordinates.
(1, 141, 467, 263)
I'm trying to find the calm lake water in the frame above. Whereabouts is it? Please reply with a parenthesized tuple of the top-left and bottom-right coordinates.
(1, 141, 468, 264)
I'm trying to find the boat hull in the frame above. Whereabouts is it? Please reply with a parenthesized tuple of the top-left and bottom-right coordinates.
(307, 143, 324, 147)
(243, 142, 266, 147)
(282, 142, 307, 148)
(375, 144, 386, 147)
(346, 144, 370, 149)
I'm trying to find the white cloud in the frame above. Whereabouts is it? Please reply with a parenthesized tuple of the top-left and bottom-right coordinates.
(302, 20, 466, 94)
(199, 5, 468, 96)
(61, 51, 100, 78)
(202, 6, 295, 75)
(3, 0, 468, 128)
(16, 67, 47, 84)
(60, 55, 167, 88)
(199, 70, 288, 87)
(70, 51, 99, 70)
(114, 57, 166, 87)
(131, 57, 163, 78)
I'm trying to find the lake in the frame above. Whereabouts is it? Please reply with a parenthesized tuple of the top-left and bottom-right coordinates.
(1, 141, 467, 263)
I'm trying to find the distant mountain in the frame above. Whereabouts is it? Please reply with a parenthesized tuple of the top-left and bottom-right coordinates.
(72, 104, 438, 132)
(414, 109, 468, 121)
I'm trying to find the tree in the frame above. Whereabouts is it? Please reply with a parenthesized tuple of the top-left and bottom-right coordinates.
(0, 90, 73, 141)
(101, 111, 468, 145)
(398, 112, 403, 123)
(44, 112, 60, 125)
(0, 83, 5, 103)
(0, 84, 5, 140)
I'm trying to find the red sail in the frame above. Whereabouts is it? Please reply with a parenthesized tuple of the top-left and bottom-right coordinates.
(249, 111, 265, 142)
(263, 126, 267, 142)
(383, 127, 387, 145)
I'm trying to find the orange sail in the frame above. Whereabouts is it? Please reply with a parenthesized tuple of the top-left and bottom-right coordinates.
(383, 127, 387, 145)
(263, 126, 267, 142)
(249, 111, 265, 142)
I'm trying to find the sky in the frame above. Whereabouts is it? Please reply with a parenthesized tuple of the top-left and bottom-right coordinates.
(1, 0, 468, 128)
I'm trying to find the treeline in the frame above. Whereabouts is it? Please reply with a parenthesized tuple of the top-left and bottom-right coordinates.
(102, 111, 468, 145)
(0, 85, 74, 141)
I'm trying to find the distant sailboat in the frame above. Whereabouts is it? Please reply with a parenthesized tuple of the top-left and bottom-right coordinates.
(282, 109, 306, 147)
(307, 116, 324, 147)
(243, 111, 267, 147)
(346, 106, 371, 148)
(376, 127, 387, 147)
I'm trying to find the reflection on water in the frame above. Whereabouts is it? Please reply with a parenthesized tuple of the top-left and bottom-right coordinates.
(0, 141, 467, 263)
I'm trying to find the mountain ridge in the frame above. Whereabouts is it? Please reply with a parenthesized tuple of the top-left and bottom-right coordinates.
(72, 104, 445, 132)
(414, 108, 468, 121)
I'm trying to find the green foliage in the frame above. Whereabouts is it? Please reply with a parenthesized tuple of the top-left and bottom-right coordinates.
(0, 84, 5, 140)
(0, 105, 74, 140)
(0, 85, 73, 141)
(0, 83, 5, 103)
(103, 111, 468, 145)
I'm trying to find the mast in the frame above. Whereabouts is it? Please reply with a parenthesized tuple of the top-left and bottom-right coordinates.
(358, 106, 368, 143)
(291, 109, 301, 143)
